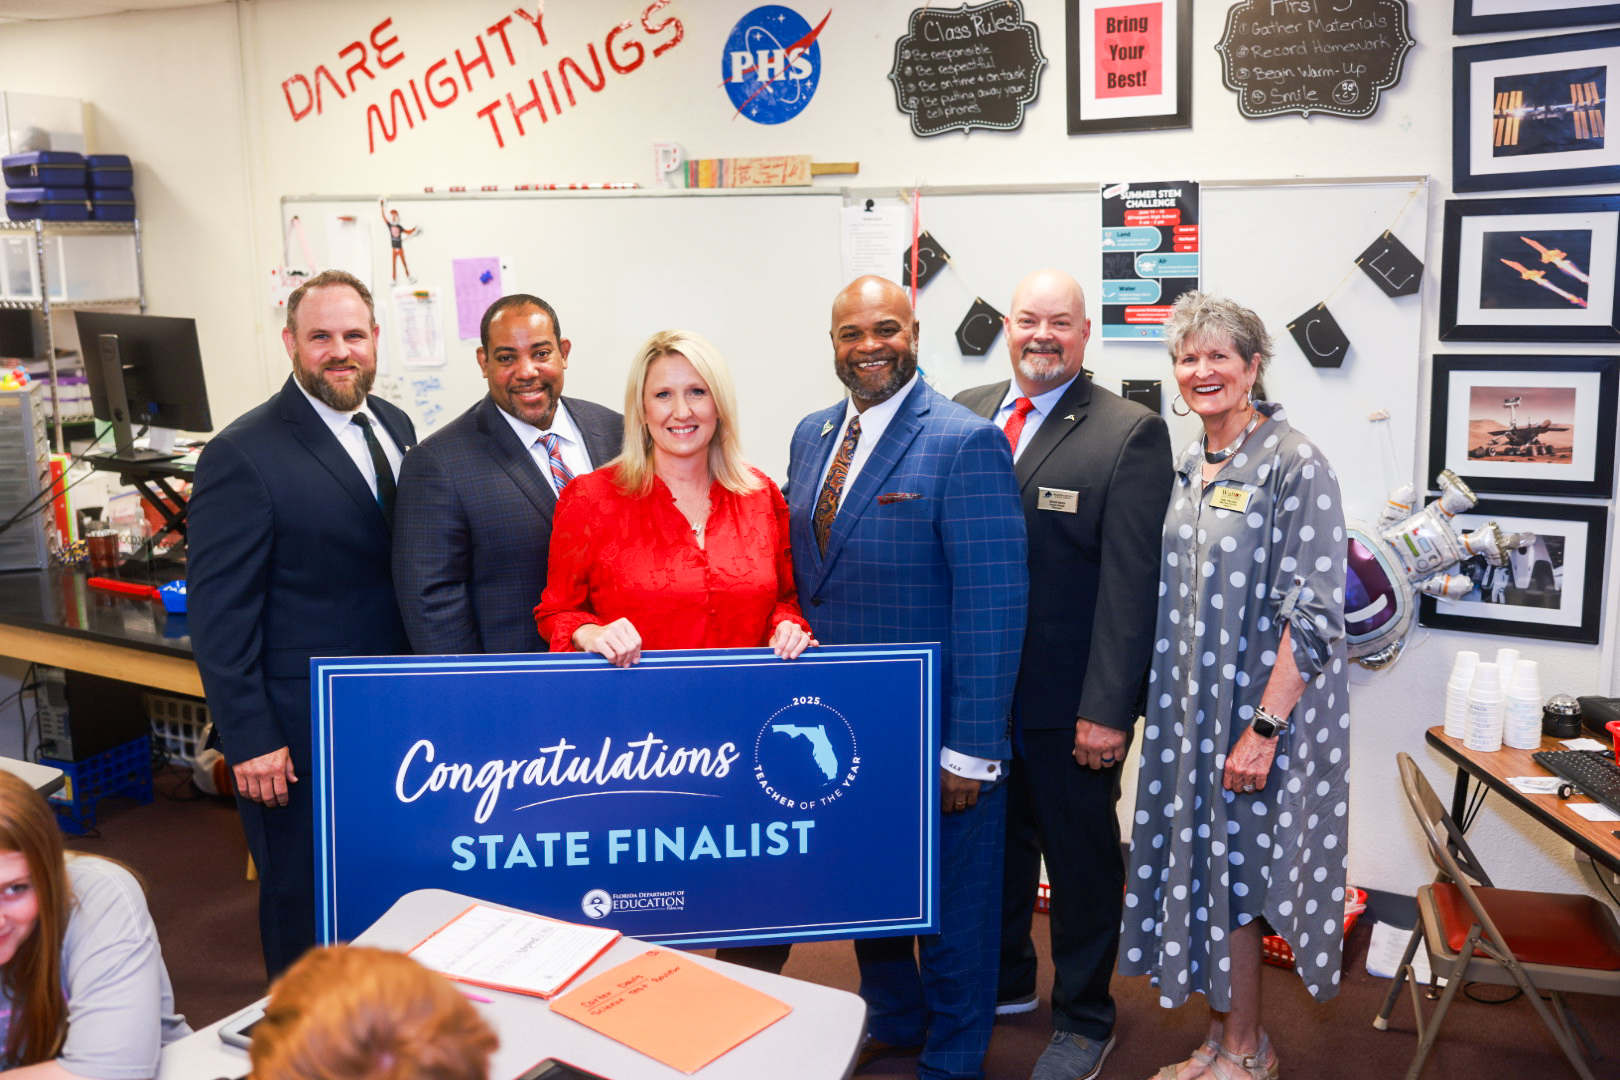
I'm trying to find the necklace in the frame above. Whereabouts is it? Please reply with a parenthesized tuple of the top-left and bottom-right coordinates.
(1203, 409, 1261, 465)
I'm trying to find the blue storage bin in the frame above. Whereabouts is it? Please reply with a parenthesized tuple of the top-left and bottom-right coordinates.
(5, 186, 90, 221)
(43, 735, 155, 835)
(90, 191, 135, 222)
(86, 154, 133, 190)
(2, 151, 85, 188)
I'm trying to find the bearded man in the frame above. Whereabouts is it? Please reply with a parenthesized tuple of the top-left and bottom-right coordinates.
(189, 269, 417, 979)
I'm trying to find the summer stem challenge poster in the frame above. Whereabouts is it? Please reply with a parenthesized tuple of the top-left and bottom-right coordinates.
(1100, 180, 1201, 340)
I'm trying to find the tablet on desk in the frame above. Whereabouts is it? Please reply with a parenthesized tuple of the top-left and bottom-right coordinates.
(217, 1004, 264, 1050)
(515, 1060, 610, 1080)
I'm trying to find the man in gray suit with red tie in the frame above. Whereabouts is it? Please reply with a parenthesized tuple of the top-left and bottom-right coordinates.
(955, 269, 1172, 1080)
(392, 294, 622, 655)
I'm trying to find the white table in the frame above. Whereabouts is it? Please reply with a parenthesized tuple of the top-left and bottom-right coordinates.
(160, 889, 867, 1080)
(0, 755, 64, 795)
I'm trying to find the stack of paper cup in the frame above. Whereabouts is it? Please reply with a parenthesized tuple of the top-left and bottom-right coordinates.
(1495, 648, 1521, 689)
(1444, 651, 1480, 739)
(1504, 659, 1544, 750)
(1465, 662, 1505, 752)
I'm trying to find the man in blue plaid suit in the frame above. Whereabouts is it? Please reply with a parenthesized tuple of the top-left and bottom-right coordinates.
(786, 275, 1028, 1080)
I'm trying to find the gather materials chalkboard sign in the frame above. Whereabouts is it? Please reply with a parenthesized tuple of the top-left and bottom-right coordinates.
(1215, 0, 1414, 119)
(888, 0, 1047, 136)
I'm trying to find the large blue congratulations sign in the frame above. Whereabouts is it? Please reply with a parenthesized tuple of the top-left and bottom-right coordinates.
(312, 645, 938, 945)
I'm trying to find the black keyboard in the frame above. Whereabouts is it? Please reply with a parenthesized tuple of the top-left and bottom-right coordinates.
(1533, 750, 1620, 817)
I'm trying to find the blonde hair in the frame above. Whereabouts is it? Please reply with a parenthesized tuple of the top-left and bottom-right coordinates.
(614, 329, 760, 496)
(250, 946, 498, 1080)
(0, 771, 70, 1067)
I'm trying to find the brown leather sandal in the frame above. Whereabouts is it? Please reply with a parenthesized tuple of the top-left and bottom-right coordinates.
(1212, 1032, 1279, 1080)
(1153, 1038, 1222, 1080)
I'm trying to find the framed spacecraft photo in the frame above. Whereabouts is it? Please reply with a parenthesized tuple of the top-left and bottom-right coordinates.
(1453, 28, 1620, 192)
(1418, 499, 1606, 644)
(1454, 1, 1620, 36)
(1428, 354, 1617, 498)
(1440, 195, 1620, 342)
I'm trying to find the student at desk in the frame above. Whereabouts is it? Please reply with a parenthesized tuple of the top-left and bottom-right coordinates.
(0, 771, 189, 1077)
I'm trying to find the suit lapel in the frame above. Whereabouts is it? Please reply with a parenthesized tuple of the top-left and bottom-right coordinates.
(816, 382, 928, 578)
(277, 377, 388, 530)
(790, 403, 845, 572)
(475, 395, 558, 522)
(371, 401, 414, 457)
(568, 399, 620, 470)
(1014, 375, 1092, 491)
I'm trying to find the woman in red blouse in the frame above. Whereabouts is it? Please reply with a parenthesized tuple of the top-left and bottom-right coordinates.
(534, 329, 815, 664)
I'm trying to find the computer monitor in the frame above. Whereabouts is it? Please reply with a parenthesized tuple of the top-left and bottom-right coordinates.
(73, 311, 212, 463)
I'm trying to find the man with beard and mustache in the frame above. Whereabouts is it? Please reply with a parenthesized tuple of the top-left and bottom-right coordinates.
(189, 270, 416, 979)
(392, 294, 621, 655)
(784, 275, 1027, 1080)
(954, 269, 1171, 1080)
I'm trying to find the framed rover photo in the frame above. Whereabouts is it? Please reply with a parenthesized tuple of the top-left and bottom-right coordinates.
(1455, 1, 1620, 36)
(1440, 195, 1620, 342)
(1428, 354, 1617, 498)
(1453, 28, 1620, 192)
(1418, 499, 1606, 644)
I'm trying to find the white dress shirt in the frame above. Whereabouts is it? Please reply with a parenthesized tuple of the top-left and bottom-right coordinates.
(497, 400, 596, 491)
(295, 381, 403, 499)
(993, 372, 1080, 462)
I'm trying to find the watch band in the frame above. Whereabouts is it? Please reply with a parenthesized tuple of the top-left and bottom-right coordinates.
(1252, 706, 1290, 738)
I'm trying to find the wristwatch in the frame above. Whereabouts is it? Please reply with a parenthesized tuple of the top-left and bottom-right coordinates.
(1251, 707, 1290, 738)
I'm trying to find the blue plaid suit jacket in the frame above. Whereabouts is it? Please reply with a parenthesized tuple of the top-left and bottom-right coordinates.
(786, 379, 1028, 761)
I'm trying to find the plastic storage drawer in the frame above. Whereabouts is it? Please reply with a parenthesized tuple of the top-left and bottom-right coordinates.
(2, 151, 85, 188)
(6, 187, 89, 222)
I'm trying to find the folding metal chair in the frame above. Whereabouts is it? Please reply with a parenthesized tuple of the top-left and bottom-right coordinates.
(1372, 752, 1620, 1079)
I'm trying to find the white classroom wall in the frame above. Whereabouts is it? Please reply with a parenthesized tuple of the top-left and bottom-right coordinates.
(0, 0, 1614, 906)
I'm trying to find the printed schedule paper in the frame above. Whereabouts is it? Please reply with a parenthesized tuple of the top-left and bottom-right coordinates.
(550, 947, 791, 1073)
(408, 903, 620, 998)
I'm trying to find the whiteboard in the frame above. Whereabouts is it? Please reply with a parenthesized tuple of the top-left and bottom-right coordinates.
(283, 179, 1426, 509)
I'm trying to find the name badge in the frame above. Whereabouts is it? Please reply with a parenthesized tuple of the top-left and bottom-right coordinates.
(1209, 485, 1252, 513)
(1038, 487, 1079, 514)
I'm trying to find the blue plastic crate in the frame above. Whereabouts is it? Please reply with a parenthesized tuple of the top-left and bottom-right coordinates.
(42, 735, 154, 835)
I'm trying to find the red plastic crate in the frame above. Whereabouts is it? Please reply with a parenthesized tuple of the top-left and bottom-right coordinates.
(1262, 887, 1367, 969)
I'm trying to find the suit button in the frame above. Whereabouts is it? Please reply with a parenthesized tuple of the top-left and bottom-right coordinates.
(811, 597, 822, 607)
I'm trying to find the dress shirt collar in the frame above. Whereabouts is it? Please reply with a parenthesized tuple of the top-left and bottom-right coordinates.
(294, 379, 390, 443)
(497, 398, 581, 452)
(997, 372, 1080, 417)
(840, 372, 919, 443)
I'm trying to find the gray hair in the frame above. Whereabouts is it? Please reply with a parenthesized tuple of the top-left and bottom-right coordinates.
(1162, 291, 1272, 397)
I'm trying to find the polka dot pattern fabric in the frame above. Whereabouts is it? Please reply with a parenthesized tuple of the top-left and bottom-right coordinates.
(1118, 402, 1350, 1010)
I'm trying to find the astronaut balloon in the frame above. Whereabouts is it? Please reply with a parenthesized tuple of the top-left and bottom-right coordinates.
(1345, 470, 1534, 669)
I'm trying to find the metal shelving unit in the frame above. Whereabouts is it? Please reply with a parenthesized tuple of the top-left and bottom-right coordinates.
(0, 218, 145, 451)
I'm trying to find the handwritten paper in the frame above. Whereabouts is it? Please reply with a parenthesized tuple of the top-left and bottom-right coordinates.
(550, 948, 790, 1074)
(390, 285, 447, 368)
(408, 904, 619, 999)
(452, 257, 505, 341)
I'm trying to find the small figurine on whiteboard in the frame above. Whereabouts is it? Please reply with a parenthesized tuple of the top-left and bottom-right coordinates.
(379, 197, 422, 284)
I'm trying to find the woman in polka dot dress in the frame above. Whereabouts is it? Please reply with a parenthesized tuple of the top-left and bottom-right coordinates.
(1118, 293, 1349, 1080)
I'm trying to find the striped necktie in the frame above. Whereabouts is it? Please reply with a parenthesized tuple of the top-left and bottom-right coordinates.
(539, 432, 575, 494)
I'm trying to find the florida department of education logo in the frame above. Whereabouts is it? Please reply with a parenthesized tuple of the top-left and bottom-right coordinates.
(753, 698, 860, 810)
(581, 889, 612, 920)
(722, 6, 830, 125)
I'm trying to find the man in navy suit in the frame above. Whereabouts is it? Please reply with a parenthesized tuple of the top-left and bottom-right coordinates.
(392, 295, 622, 654)
(956, 270, 1171, 1080)
(786, 275, 1027, 1080)
(189, 269, 417, 979)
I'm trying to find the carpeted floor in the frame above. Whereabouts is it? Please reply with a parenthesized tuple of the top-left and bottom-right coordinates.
(81, 768, 1620, 1079)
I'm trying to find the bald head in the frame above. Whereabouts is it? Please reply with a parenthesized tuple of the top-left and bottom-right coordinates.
(1005, 269, 1090, 395)
(829, 275, 919, 411)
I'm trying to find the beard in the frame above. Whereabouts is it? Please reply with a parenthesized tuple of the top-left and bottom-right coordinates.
(294, 353, 374, 412)
(1015, 345, 1069, 385)
(837, 342, 919, 405)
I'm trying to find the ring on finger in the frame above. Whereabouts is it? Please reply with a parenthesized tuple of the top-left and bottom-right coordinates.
(1242, 783, 1255, 793)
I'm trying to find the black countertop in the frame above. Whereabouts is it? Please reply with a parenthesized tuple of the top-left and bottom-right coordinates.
(0, 566, 193, 659)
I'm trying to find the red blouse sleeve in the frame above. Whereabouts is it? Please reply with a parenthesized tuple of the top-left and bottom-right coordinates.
(534, 479, 604, 652)
(764, 477, 813, 644)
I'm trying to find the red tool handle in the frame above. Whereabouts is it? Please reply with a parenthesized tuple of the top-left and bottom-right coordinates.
(86, 577, 160, 600)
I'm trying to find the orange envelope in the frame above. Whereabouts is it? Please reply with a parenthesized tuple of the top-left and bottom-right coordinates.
(549, 947, 791, 1074)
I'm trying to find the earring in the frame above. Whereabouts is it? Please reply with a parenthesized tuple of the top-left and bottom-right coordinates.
(1171, 394, 1191, 417)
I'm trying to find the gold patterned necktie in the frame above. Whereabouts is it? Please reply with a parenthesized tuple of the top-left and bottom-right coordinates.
(813, 416, 861, 556)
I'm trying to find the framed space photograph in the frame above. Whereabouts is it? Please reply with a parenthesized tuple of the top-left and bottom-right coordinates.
(1418, 500, 1606, 644)
(1066, 0, 1191, 134)
(1428, 354, 1617, 497)
(1454, 28, 1620, 192)
(1440, 195, 1620, 342)
(1455, 1, 1620, 35)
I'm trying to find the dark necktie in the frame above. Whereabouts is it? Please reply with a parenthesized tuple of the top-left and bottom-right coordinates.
(813, 416, 861, 556)
(351, 413, 396, 524)
(1003, 396, 1035, 456)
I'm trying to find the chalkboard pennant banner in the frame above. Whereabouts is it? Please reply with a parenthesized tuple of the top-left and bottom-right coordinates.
(1357, 230, 1423, 298)
(955, 298, 1004, 355)
(1287, 304, 1351, 369)
(888, 0, 1048, 137)
(902, 231, 951, 289)
(1216, 0, 1414, 120)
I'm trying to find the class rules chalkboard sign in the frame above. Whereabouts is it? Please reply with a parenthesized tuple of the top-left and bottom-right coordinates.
(1216, 0, 1413, 120)
(888, 0, 1047, 136)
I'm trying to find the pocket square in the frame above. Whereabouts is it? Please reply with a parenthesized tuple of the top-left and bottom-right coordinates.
(877, 492, 923, 504)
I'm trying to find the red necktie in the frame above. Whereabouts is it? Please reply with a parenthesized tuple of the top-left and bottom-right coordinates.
(1003, 397, 1035, 455)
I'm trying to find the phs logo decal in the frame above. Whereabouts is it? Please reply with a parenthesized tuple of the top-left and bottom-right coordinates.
(753, 697, 860, 809)
(722, 6, 831, 124)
